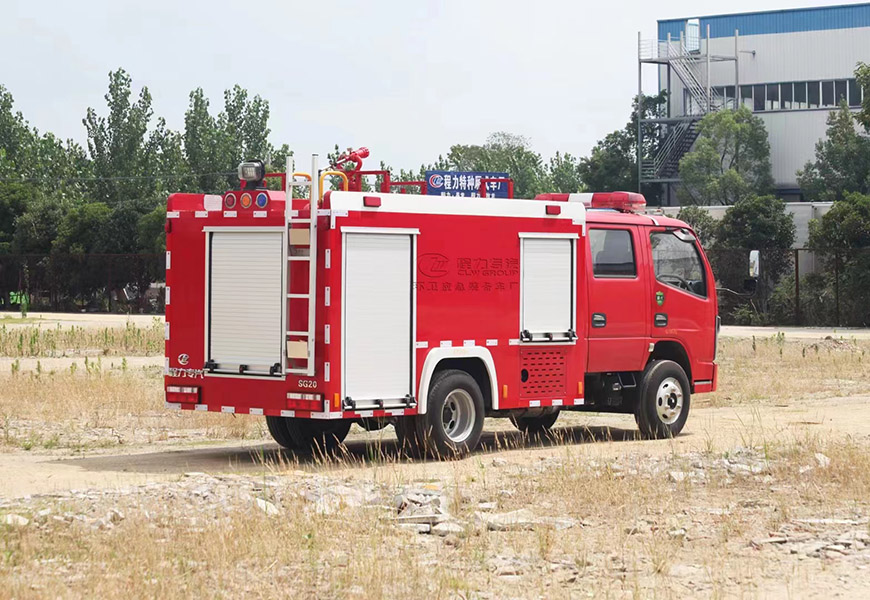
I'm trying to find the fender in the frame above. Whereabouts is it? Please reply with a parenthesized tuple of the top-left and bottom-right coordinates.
(417, 346, 499, 414)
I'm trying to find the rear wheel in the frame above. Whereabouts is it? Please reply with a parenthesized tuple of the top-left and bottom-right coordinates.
(266, 416, 298, 449)
(287, 419, 352, 453)
(510, 410, 559, 437)
(635, 360, 691, 439)
(401, 369, 485, 458)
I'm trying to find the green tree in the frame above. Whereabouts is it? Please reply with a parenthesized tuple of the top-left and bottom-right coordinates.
(12, 195, 66, 255)
(0, 180, 28, 253)
(545, 152, 583, 193)
(52, 202, 112, 254)
(445, 132, 546, 198)
(183, 86, 289, 193)
(676, 205, 718, 247)
(856, 62, 870, 132)
(712, 195, 795, 318)
(797, 104, 870, 202)
(578, 91, 667, 202)
(678, 106, 774, 205)
(806, 191, 870, 326)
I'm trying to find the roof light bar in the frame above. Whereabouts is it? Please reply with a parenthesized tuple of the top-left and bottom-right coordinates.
(590, 192, 646, 213)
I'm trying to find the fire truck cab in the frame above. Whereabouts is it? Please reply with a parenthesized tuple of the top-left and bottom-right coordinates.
(164, 152, 718, 457)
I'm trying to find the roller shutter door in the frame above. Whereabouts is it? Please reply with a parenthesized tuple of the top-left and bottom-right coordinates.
(343, 233, 413, 404)
(208, 231, 284, 375)
(522, 238, 574, 336)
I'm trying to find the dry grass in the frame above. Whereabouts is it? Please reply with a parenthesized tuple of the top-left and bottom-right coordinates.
(706, 335, 870, 407)
(3, 336, 870, 597)
(0, 320, 164, 358)
(0, 335, 868, 452)
(0, 367, 262, 451)
(2, 439, 870, 598)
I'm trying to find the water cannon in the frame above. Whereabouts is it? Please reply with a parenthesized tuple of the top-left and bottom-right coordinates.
(330, 147, 370, 172)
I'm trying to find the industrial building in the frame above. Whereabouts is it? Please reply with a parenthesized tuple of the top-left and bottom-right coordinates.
(639, 3, 870, 205)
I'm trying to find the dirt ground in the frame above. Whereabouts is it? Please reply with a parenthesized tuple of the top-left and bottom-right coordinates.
(0, 393, 868, 499)
(3, 326, 870, 598)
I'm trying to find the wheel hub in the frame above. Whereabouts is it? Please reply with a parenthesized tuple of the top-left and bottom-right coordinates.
(441, 389, 475, 443)
(655, 377, 684, 425)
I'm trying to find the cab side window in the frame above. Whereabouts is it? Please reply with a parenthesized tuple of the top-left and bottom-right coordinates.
(590, 228, 636, 277)
(650, 231, 707, 297)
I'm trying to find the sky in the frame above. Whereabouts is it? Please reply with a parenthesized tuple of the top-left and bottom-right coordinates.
(0, 0, 858, 171)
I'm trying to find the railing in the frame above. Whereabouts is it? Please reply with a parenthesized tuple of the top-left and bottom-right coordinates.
(639, 38, 724, 116)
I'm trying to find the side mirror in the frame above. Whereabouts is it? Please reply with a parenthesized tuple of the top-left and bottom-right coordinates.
(748, 250, 760, 279)
(743, 278, 758, 293)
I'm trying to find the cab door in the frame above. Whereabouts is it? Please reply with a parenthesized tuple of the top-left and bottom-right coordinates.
(647, 228, 717, 384)
(586, 225, 650, 373)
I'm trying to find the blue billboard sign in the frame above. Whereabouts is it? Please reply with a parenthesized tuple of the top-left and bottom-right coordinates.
(425, 170, 510, 198)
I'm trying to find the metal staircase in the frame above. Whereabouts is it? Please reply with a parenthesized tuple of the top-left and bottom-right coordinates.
(641, 119, 701, 181)
(638, 32, 735, 187)
(285, 155, 319, 376)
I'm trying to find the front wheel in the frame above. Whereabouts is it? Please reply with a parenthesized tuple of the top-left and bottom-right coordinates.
(635, 360, 691, 439)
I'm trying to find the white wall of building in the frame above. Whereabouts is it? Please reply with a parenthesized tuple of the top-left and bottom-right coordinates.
(658, 24, 869, 194)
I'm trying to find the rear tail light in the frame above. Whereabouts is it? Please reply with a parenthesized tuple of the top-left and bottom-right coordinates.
(166, 386, 200, 405)
(286, 393, 324, 411)
(224, 193, 237, 209)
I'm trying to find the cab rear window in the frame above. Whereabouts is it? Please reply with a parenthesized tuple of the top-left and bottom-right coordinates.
(589, 229, 636, 277)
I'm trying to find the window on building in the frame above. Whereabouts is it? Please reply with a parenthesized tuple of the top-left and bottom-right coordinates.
(794, 81, 807, 109)
(780, 82, 793, 110)
(740, 85, 754, 110)
(590, 229, 636, 278)
(753, 84, 766, 111)
(650, 231, 707, 297)
(766, 84, 780, 110)
(725, 85, 736, 109)
(835, 80, 848, 105)
(849, 78, 862, 108)
(822, 81, 835, 107)
(685, 18, 701, 53)
(808, 81, 821, 108)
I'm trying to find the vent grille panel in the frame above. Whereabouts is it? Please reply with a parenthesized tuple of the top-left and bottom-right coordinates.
(520, 348, 568, 397)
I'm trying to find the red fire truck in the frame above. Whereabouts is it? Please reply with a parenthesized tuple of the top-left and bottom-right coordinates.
(164, 150, 719, 456)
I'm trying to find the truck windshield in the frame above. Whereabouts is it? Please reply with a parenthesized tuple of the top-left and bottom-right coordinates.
(650, 231, 707, 297)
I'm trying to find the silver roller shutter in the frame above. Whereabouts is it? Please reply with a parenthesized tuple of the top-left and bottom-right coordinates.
(208, 231, 284, 374)
(343, 233, 413, 404)
(522, 238, 574, 336)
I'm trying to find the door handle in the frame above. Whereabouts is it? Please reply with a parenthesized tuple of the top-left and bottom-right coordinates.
(592, 313, 606, 328)
(654, 313, 668, 327)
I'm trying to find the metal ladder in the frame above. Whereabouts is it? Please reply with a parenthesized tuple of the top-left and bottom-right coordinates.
(285, 155, 320, 376)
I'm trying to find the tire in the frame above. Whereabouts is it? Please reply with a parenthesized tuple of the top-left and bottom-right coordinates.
(394, 417, 423, 458)
(635, 360, 691, 439)
(285, 418, 352, 454)
(510, 410, 559, 437)
(266, 416, 298, 449)
(416, 369, 485, 458)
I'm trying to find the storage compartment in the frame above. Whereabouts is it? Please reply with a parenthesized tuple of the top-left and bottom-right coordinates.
(343, 232, 414, 406)
(207, 229, 285, 375)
